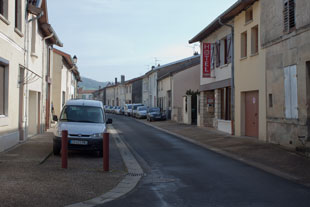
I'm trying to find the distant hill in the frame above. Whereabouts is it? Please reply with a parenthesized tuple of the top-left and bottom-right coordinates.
(78, 77, 109, 90)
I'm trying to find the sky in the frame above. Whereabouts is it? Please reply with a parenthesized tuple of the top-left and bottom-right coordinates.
(47, 0, 237, 82)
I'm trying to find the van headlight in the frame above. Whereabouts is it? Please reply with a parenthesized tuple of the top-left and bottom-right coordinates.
(56, 130, 62, 137)
(91, 133, 103, 138)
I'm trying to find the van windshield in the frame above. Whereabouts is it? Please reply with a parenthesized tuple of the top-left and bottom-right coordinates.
(60, 106, 104, 123)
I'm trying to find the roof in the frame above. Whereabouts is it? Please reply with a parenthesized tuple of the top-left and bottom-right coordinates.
(189, 0, 257, 43)
(53, 48, 81, 82)
(124, 75, 144, 85)
(36, 0, 63, 47)
(157, 55, 200, 81)
(66, 99, 103, 108)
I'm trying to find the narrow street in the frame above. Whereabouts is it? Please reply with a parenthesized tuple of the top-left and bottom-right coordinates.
(101, 114, 310, 207)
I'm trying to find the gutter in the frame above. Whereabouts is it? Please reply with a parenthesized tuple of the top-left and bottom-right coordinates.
(218, 18, 235, 135)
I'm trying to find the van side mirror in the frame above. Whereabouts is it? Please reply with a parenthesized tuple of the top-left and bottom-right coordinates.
(53, 115, 58, 122)
(106, 118, 113, 124)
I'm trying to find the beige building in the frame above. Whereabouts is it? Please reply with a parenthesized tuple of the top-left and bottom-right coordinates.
(261, 0, 310, 148)
(157, 55, 200, 121)
(52, 49, 80, 117)
(234, 0, 267, 141)
(0, 0, 62, 152)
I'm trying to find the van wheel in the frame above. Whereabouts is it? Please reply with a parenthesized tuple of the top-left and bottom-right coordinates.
(53, 144, 60, 156)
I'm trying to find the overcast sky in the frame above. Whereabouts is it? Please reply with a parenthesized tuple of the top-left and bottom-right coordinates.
(47, 0, 236, 82)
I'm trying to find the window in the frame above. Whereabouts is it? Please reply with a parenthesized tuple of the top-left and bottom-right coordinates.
(245, 8, 253, 23)
(241, 31, 247, 58)
(283, 0, 295, 32)
(251, 25, 259, 55)
(0, 0, 8, 20)
(269, 94, 273, 108)
(284, 65, 298, 119)
(213, 34, 232, 68)
(0, 61, 8, 117)
(62, 91, 66, 106)
(15, 0, 22, 31)
(0, 65, 5, 115)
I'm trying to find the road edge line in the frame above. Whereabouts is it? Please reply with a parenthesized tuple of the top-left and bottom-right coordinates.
(66, 125, 144, 207)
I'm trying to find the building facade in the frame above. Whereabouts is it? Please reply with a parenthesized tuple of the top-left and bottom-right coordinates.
(261, 0, 310, 148)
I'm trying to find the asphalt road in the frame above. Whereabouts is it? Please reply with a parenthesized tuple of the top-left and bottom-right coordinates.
(101, 114, 310, 207)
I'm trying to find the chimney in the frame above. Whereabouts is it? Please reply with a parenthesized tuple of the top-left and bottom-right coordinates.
(151, 66, 155, 70)
(115, 78, 117, 85)
(121, 75, 125, 84)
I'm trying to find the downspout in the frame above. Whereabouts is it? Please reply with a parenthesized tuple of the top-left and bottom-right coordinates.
(42, 32, 54, 131)
(218, 18, 235, 135)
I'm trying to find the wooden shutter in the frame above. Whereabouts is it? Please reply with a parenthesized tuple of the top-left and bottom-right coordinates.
(211, 44, 215, 70)
(290, 65, 298, 119)
(284, 66, 291, 118)
(284, 65, 298, 119)
(216, 41, 220, 68)
(288, 0, 296, 29)
(226, 34, 232, 64)
(283, 0, 289, 32)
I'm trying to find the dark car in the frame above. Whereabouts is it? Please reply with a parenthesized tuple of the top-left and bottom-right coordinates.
(147, 107, 166, 121)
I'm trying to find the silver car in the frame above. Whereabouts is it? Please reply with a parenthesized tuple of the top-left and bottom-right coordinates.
(53, 100, 112, 156)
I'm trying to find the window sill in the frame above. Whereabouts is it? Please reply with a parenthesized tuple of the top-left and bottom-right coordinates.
(240, 56, 247, 61)
(0, 115, 9, 127)
(250, 52, 259, 57)
(0, 14, 10, 25)
(31, 52, 38, 58)
(14, 28, 24, 37)
(245, 20, 253, 26)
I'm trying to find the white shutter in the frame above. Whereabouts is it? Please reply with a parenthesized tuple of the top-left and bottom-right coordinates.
(290, 65, 298, 119)
(284, 66, 292, 118)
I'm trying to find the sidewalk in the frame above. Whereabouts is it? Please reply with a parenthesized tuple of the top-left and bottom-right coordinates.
(0, 130, 127, 207)
(139, 119, 310, 187)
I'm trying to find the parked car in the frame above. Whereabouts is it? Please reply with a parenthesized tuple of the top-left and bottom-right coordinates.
(106, 106, 113, 113)
(120, 106, 125, 115)
(132, 104, 144, 117)
(147, 107, 166, 121)
(115, 106, 121, 114)
(124, 104, 133, 116)
(135, 106, 148, 119)
(52, 99, 112, 156)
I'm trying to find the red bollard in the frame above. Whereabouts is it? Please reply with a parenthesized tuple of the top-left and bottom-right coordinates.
(61, 130, 68, 169)
(103, 133, 109, 172)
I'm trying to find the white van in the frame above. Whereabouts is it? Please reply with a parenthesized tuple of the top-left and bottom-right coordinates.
(52, 99, 112, 156)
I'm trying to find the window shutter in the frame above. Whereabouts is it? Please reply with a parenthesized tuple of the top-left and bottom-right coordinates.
(226, 34, 232, 64)
(216, 41, 220, 68)
(211, 44, 215, 70)
(283, 0, 289, 32)
(290, 65, 298, 119)
(289, 0, 296, 29)
(284, 66, 291, 118)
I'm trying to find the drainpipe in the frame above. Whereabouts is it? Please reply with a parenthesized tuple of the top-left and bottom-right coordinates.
(218, 18, 235, 135)
(42, 33, 54, 131)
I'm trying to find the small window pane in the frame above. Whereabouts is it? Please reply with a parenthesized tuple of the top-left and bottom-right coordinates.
(241, 31, 247, 58)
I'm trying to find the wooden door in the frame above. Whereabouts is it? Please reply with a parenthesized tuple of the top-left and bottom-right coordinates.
(245, 91, 259, 138)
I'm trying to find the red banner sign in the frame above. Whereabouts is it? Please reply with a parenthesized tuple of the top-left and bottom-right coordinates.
(202, 43, 211, 78)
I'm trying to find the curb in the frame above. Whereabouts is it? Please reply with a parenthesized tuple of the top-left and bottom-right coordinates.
(136, 119, 304, 186)
(66, 125, 143, 207)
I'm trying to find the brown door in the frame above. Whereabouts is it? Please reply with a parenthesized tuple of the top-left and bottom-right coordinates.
(245, 91, 259, 138)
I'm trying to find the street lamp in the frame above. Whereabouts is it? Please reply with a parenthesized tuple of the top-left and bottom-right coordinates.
(73, 55, 77, 64)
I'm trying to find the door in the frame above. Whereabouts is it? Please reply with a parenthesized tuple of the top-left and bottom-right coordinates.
(245, 91, 259, 138)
